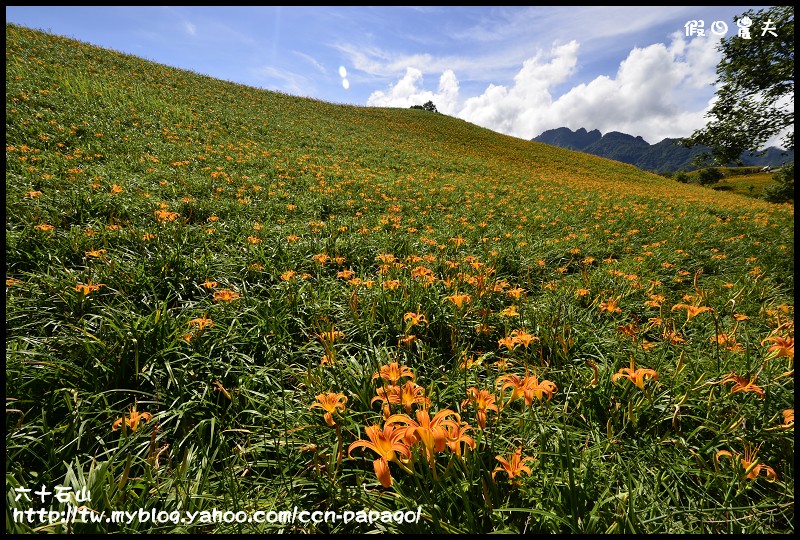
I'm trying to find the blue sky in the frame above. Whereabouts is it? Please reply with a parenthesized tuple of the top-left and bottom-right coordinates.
(6, 5, 787, 146)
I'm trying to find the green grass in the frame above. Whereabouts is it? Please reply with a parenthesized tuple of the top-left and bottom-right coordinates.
(687, 166, 790, 199)
(5, 23, 795, 533)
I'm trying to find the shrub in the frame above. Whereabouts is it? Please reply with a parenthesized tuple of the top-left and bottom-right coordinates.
(697, 167, 724, 185)
(411, 101, 438, 113)
(673, 170, 689, 183)
(761, 162, 794, 203)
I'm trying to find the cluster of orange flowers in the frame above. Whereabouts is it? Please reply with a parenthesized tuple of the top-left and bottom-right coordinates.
(308, 361, 540, 489)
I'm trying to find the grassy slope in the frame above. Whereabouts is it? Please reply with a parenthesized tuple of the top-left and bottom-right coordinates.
(5, 24, 795, 533)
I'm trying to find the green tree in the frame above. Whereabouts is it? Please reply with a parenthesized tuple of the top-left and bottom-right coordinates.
(410, 101, 438, 113)
(696, 167, 725, 186)
(761, 162, 794, 203)
(683, 6, 794, 165)
(422, 100, 438, 113)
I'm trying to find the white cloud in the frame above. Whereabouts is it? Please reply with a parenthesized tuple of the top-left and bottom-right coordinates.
(366, 31, 727, 144)
(459, 40, 579, 139)
(292, 50, 327, 74)
(366, 67, 460, 114)
(183, 21, 196, 36)
(539, 33, 723, 143)
(251, 66, 312, 96)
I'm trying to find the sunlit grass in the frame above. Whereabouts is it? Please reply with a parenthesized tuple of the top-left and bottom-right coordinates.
(6, 23, 794, 533)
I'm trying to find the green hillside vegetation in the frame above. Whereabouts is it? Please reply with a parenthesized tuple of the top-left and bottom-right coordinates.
(5, 24, 795, 533)
(678, 166, 792, 201)
(710, 169, 788, 199)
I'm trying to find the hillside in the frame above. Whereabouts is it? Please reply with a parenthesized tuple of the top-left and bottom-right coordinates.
(533, 127, 794, 172)
(6, 24, 795, 534)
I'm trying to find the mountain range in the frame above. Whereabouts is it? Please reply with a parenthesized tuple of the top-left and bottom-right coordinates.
(532, 127, 793, 173)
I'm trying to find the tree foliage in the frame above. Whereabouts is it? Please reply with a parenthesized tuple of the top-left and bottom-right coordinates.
(696, 167, 725, 186)
(761, 162, 794, 203)
(411, 100, 439, 113)
(683, 6, 794, 165)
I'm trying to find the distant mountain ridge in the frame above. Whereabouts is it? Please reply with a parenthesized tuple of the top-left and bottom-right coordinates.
(532, 127, 793, 172)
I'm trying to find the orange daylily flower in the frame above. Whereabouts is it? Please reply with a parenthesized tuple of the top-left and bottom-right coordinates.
(398, 334, 417, 348)
(371, 385, 401, 418)
(386, 408, 460, 462)
(154, 209, 179, 223)
(617, 323, 639, 338)
(715, 442, 777, 481)
(382, 279, 402, 290)
(644, 294, 665, 308)
(75, 281, 105, 296)
(312, 253, 330, 265)
(498, 336, 517, 351)
(214, 289, 240, 302)
(200, 280, 218, 289)
(397, 380, 430, 412)
(671, 303, 712, 321)
(493, 447, 535, 484)
(521, 373, 558, 405)
(84, 249, 107, 259)
(497, 373, 527, 404)
(187, 316, 214, 331)
(445, 294, 471, 309)
(112, 406, 153, 432)
(506, 287, 525, 300)
(720, 371, 765, 399)
(761, 335, 794, 359)
(403, 312, 428, 327)
(500, 305, 520, 317)
(493, 357, 513, 371)
(348, 423, 411, 488)
(662, 328, 685, 345)
(444, 420, 476, 457)
(375, 253, 396, 264)
(510, 329, 539, 348)
(599, 298, 622, 314)
(780, 409, 794, 429)
(372, 362, 415, 384)
(461, 387, 499, 429)
(611, 358, 658, 390)
(337, 269, 356, 280)
(712, 333, 743, 353)
(372, 381, 430, 414)
(310, 392, 347, 426)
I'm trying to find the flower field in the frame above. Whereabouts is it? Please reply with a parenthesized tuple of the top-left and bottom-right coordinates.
(5, 24, 794, 533)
